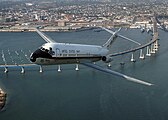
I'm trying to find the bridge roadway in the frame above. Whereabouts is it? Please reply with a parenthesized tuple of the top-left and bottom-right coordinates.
(0, 32, 158, 68)
(0, 18, 159, 69)
(109, 32, 158, 57)
(0, 64, 39, 68)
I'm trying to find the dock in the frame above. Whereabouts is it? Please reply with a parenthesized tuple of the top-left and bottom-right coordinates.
(0, 88, 6, 111)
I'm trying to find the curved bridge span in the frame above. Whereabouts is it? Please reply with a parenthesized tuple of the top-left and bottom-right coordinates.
(109, 14, 159, 57)
(109, 32, 158, 57)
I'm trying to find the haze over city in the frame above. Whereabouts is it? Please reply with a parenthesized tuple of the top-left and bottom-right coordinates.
(0, 0, 168, 32)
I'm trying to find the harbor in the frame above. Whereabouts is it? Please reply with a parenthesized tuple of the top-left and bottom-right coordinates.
(0, 88, 6, 111)
(1, 1, 168, 119)
(0, 26, 168, 120)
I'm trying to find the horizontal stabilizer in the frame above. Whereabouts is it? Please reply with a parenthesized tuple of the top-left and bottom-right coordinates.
(81, 62, 153, 86)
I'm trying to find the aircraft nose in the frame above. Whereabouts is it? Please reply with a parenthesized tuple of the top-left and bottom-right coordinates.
(30, 52, 37, 62)
(30, 49, 41, 62)
(30, 49, 53, 63)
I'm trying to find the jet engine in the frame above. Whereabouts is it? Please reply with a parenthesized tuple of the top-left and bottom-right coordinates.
(102, 56, 113, 63)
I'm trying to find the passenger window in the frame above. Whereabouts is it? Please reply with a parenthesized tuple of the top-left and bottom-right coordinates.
(45, 49, 49, 52)
(48, 47, 55, 55)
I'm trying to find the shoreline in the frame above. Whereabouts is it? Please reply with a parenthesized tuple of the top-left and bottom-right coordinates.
(0, 29, 90, 32)
(0, 27, 138, 33)
(0, 26, 97, 32)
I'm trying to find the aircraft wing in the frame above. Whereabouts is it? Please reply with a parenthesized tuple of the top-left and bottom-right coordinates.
(0, 62, 153, 86)
(35, 28, 56, 43)
(81, 62, 153, 86)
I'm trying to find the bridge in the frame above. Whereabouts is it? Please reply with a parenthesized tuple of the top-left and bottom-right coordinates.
(0, 15, 159, 73)
(108, 15, 159, 61)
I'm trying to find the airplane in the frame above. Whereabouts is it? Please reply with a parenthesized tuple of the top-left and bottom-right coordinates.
(29, 27, 153, 86)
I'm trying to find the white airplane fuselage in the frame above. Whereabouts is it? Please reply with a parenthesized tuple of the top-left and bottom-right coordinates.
(30, 43, 109, 65)
(28, 27, 154, 86)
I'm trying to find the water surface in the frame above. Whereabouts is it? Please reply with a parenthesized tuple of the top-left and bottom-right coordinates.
(0, 29, 168, 120)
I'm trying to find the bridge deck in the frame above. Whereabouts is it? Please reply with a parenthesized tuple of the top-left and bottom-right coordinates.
(110, 15, 158, 57)
(110, 32, 158, 57)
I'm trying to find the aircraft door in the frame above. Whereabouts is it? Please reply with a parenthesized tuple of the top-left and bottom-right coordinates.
(56, 48, 61, 57)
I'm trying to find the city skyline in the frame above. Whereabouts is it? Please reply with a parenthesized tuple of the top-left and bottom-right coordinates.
(0, 0, 168, 32)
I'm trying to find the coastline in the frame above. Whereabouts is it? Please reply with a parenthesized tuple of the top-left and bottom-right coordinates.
(0, 26, 97, 32)
(0, 26, 134, 32)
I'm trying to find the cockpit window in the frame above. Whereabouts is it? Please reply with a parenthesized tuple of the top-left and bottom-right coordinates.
(40, 46, 55, 55)
(40, 46, 48, 52)
(41, 47, 45, 51)
(45, 49, 49, 53)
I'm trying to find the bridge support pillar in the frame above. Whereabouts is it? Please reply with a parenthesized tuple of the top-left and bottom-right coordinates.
(39, 65, 43, 73)
(146, 46, 151, 56)
(4, 67, 8, 73)
(150, 44, 156, 54)
(58, 65, 61, 72)
(131, 53, 136, 62)
(75, 64, 79, 71)
(153, 41, 159, 51)
(139, 49, 145, 59)
(21, 66, 25, 74)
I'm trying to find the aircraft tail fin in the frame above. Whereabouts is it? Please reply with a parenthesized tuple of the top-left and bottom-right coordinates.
(102, 27, 141, 48)
(102, 27, 121, 48)
(35, 27, 56, 43)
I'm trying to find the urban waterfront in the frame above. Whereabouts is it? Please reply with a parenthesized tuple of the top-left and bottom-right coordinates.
(0, 29, 168, 120)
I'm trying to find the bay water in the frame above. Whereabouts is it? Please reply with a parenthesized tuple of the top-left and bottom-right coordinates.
(0, 29, 168, 120)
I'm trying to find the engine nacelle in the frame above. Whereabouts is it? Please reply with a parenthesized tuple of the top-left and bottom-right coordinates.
(102, 56, 113, 63)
